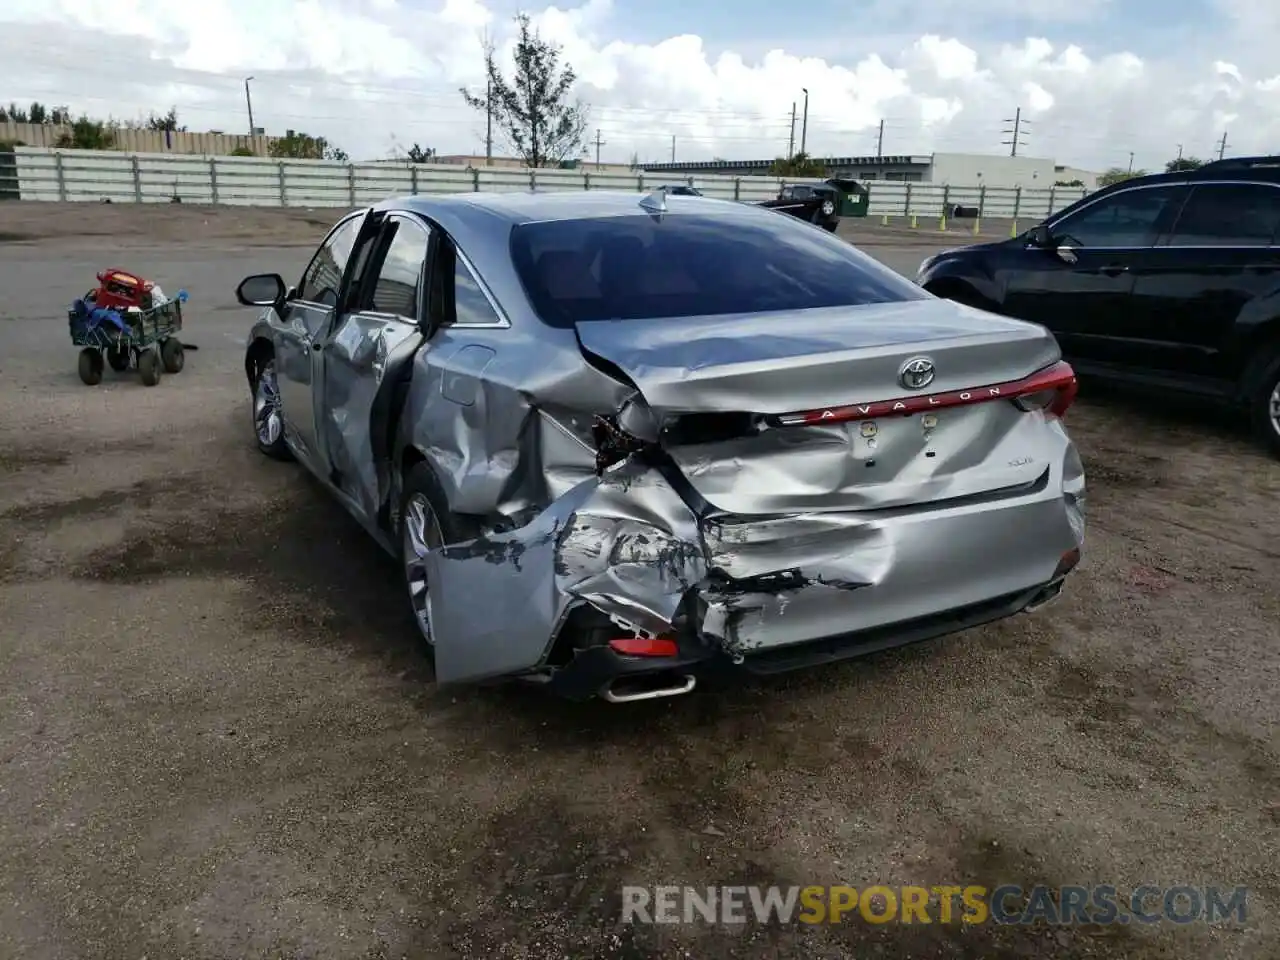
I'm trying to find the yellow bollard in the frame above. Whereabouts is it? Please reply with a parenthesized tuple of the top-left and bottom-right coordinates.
(880, 214, 889, 226)
(972, 217, 981, 235)
(938, 215, 947, 231)
(1009, 220, 1018, 238)
(911, 214, 918, 229)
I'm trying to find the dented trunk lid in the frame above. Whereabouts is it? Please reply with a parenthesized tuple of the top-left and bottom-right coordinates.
(576, 300, 1065, 515)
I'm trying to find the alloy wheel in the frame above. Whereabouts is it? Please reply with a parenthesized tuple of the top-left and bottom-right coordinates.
(1269, 381, 1280, 438)
(402, 492, 443, 644)
(254, 361, 283, 447)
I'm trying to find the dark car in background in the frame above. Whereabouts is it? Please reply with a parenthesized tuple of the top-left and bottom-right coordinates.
(757, 178, 865, 231)
(917, 156, 1280, 457)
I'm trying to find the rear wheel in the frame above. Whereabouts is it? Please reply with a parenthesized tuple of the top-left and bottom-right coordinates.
(399, 462, 471, 662)
(160, 338, 185, 373)
(1249, 351, 1280, 459)
(138, 348, 162, 386)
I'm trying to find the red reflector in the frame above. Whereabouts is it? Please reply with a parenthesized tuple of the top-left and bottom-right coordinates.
(773, 360, 1079, 426)
(1054, 547, 1081, 578)
(608, 637, 679, 658)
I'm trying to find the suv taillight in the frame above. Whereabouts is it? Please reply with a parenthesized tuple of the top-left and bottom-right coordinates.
(1011, 361, 1078, 419)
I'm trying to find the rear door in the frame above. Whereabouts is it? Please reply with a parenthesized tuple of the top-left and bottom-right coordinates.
(317, 212, 434, 524)
(272, 211, 366, 467)
(1129, 182, 1280, 379)
(1002, 184, 1186, 363)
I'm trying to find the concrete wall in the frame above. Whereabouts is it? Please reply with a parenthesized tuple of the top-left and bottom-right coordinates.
(928, 152, 1059, 189)
(0, 122, 275, 156)
(2, 147, 1089, 219)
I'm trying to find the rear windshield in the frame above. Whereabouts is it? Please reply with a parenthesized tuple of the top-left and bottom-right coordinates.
(508, 212, 928, 327)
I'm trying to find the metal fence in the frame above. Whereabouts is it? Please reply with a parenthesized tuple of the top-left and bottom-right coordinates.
(0, 147, 1090, 220)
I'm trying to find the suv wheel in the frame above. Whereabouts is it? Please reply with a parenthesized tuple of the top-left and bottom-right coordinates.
(1252, 356, 1280, 459)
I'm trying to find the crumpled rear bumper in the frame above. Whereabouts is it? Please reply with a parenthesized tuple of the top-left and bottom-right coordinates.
(426, 445, 1085, 698)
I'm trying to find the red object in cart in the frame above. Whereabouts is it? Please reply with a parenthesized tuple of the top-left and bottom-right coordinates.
(89, 268, 157, 311)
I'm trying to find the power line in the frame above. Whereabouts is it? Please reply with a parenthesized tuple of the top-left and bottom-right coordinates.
(592, 128, 606, 168)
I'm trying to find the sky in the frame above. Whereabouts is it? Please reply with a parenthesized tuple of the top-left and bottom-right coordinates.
(1, 0, 1277, 173)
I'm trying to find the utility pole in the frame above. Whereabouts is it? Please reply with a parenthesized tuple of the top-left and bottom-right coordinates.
(1217, 131, 1229, 160)
(1176, 143, 1183, 160)
(876, 118, 884, 157)
(800, 88, 810, 155)
(592, 129, 606, 169)
(1128, 152, 1134, 173)
(1001, 107, 1029, 157)
(244, 76, 255, 137)
(670, 135, 675, 162)
(788, 102, 796, 159)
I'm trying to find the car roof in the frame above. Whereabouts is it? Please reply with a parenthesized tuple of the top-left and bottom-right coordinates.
(1104, 156, 1280, 191)
(382, 189, 733, 227)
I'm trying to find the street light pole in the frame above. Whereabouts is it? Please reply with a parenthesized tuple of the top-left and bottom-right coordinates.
(800, 88, 809, 156)
(244, 76, 256, 138)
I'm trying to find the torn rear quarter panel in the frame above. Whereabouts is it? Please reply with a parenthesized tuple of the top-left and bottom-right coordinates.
(427, 460, 708, 685)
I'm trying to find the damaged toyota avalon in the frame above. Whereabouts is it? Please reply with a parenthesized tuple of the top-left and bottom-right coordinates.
(235, 189, 1085, 703)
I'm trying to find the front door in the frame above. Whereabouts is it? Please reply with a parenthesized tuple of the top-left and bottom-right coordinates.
(1129, 182, 1280, 379)
(317, 213, 434, 524)
(272, 211, 366, 467)
(1003, 184, 1186, 364)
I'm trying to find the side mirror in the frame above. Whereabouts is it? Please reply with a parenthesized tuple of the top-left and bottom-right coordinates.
(236, 273, 286, 307)
(1029, 224, 1053, 248)
(1055, 245, 1079, 265)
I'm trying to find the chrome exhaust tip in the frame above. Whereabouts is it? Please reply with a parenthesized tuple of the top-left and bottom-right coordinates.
(601, 673, 697, 703)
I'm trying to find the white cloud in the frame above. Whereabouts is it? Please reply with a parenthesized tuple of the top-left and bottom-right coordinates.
(1, 0, 1279, 172)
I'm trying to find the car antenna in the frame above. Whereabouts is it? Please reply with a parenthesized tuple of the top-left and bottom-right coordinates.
(639, 185, 668, 214)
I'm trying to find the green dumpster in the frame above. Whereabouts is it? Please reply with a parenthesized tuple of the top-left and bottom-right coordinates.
(825, 177, 869, 218)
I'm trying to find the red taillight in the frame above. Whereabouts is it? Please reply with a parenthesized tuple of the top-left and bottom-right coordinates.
(1053, 547, 1081, 579)
(608, 637, 679, 658)
(1011, 361, 1077, 419)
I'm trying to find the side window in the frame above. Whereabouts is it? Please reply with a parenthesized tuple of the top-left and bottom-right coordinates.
(299, 216, 361, 307)
(1053, 187, 1181, 248)
(1166, 184, 1280, 247)
(793, 186, 813, 200)
(779, 187, 794, 200)
(368, 218, 431, 320)
(453, 255, 503, 326)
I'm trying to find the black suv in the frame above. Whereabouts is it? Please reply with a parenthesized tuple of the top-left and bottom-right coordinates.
(917, 156, 1280, 457)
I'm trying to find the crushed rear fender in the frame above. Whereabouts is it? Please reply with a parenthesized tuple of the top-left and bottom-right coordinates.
(427, 458, 707, 685)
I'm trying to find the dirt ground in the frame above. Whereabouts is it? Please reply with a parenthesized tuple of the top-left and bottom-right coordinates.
(0, 203, 1277, 960)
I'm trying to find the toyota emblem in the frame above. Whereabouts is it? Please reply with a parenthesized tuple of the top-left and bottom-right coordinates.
(898, 357, 936, 391)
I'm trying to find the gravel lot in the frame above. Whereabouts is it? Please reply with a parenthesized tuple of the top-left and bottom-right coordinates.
(1, 203, 1277, 960)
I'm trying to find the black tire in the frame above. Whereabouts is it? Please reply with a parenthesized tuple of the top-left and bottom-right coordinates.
(138, 348, 162, 387)
(78, 348, 103, 385)
(250, 357, 293, 461)
(399, 462, 471, 660)
(106, 345, 130, 372)
(160, 338, 185, 373)
(1249, 351, 1280, 459)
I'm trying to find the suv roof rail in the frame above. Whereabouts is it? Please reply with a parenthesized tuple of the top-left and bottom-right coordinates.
(1199, 155, 1280, 171)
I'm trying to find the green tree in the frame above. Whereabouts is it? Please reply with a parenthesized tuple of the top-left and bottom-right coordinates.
(1096, 166, 1148, 187)
(269, 131, 349, 162)
(1054, 179, 1085, 187)
(769, 151, 827, 178)
(1165, 156, 1204, 172)
(230, 145, 255, 157)
(55, 116, 115, 150)
(1, 101, 70, 124)
(145, 107, 186, 133)
(405, 142, 435, 163)
(460, 14, 589, 168)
